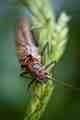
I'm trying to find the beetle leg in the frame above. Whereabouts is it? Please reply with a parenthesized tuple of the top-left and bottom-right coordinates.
(27, 80, 43, 100)
(44, 60, 56, 72)
(27, 79, 35, 89)
(20, 71, 32, 79)
(20, 71, 28, 77)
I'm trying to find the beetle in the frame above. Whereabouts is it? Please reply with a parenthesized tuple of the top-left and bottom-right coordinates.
(16, 16, 50, 84)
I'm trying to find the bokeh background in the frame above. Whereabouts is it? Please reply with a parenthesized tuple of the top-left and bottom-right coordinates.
(0, 0, 80, 120)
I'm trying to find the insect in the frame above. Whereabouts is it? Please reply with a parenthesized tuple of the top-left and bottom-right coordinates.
(16, 16, 49, 84)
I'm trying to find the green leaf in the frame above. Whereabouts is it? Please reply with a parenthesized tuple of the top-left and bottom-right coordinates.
(18, 0, 69, 120)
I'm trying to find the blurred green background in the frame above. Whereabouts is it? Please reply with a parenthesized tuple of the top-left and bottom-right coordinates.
(0, 0, 80, 120)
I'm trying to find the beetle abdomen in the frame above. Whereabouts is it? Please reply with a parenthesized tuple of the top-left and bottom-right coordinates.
(16, 16, 41, 67)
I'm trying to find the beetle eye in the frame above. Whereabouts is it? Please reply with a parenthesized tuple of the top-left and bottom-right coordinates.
(45, 72, 48, 75)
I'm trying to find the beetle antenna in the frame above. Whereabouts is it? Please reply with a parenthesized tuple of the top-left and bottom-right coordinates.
(47, 75, 80, 91)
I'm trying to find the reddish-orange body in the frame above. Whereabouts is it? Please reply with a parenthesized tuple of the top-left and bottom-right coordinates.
(16, 16, 48, 82)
